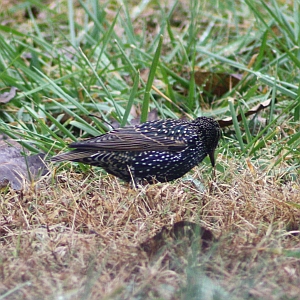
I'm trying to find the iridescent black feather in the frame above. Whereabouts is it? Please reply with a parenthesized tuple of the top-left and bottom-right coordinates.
(52, 117, 221, 184)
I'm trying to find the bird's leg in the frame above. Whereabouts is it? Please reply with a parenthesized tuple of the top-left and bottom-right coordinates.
(127, 165, 138, 189)
(213, 166, 216, 180)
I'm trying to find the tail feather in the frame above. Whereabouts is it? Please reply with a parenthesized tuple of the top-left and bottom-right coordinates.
(51, 150, 97, 162)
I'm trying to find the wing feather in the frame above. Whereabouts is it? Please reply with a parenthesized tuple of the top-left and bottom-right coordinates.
(51, 150, 97, 162)
(69, 125, 188, 152)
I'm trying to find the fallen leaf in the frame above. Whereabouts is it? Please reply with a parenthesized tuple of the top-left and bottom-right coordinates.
(0, 87, 18, 104)
(195, 71, 241, 97)
(218, 98, 273, 128)
(0, 136, 48, 190)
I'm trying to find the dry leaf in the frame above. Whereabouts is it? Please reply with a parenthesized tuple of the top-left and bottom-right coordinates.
(0, 87, 18, 103)
(0, 137, 48, 190)
(195, 71, 241, 97)
(218, 98, 273, 128)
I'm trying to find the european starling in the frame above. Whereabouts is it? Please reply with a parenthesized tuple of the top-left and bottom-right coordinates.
(52, 117, 221, 184)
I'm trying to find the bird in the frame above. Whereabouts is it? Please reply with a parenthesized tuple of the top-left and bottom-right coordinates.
(51, 117, 221, 185)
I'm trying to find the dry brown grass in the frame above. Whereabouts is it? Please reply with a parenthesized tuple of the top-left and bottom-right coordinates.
(0, 161, 299, 300)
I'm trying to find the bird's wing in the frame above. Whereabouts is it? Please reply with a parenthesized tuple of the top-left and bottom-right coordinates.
(69, 125, 188, 152)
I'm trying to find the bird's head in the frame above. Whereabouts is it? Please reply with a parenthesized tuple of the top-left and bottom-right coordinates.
(193, 117, 221, 167)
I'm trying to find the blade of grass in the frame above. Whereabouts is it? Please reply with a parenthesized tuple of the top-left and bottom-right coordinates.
(245, 0, 300, 67)
(188, 45, 196, 110)
(140, 35, 163, 123)
(196, 47, 298, 98)
(237, 101, 252, 144)
(78, 48, 122, 122)
(68, 0, 77, 47)
(246, 100, 299, 156)
(120, 71, 140, 127)
(229, 99, 245, 152)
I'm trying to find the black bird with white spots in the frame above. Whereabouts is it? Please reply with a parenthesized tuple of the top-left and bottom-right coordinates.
(52, 117, 221, 184)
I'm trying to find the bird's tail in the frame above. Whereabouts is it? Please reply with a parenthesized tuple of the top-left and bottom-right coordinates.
(51, 150, 97, 163)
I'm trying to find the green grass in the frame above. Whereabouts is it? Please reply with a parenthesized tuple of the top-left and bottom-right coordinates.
(0, 0, 299, 299)
(0, 0, 299, 164)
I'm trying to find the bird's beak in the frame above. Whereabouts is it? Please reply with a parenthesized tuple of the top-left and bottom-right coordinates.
(209, 150, 216, 167)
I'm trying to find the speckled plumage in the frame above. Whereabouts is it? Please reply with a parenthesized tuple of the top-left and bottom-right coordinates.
(52, 117, 221, 184)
